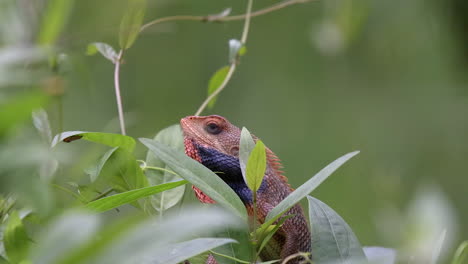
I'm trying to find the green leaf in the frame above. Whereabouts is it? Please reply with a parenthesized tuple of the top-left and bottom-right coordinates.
(52, 131, 136, 152)
(85, 180, 188, 212)
(239, 127, 255, 185)
(98, 148, 149, 193)
(0, 255, 8, 264)
(87, 147, 119, 182)
(265, 151, 360, 222)
(139, 138, 247, 221)
(30, 212, 100, 264)
(4, 211, 31, 264)
(32, 109, 52, 144)
(452, 241, 468, 264)
(119, 0, 146, 49)
(37, 0, 74, 45)
(255, 215, 293, 258)
(151, 238, 237, 264)
(145, 124, 186, 213)
(207, 66, 230, 109)
(86, 43, 118, 64)
(89, 208, 243, 264)
(245, 140, 266, 192)
(0, 93, 48, 138)
(307, 196, 366, 263)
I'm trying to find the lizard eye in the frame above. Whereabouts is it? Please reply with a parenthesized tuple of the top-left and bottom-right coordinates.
(205, 122, 222, 135)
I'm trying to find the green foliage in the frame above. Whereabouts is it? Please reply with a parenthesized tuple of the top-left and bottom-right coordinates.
(85, 180, 187, 212)
(119, 0, 146, 50)
(140, 138, 248, 221)
(37, 0, 74, 45)
(307, 196, 366, 263)
(245, 140, 267, 192)
(451, 241, 468, 264)
(144, 124, 186, 214)
(52, 131, 136, 152)
(3, 211, 31, 264)
(207, 66, 230, 109)
(239, 127, 256, 184)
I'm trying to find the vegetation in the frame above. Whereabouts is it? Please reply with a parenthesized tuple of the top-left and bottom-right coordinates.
(0, 0, 466, 263)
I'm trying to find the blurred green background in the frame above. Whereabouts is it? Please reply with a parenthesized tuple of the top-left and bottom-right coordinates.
(1, 0, 467, 260)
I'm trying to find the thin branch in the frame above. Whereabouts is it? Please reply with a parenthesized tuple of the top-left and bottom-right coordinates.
(140, 0, 315, 33)
(114, 49, 126, 135)
(194, 63, 236, 116)
(241, 0, 254, 44)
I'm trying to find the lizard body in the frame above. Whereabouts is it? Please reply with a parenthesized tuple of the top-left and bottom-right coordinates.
(180, 115, 311, 263)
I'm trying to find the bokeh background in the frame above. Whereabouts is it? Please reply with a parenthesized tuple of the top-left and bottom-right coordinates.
(1, 0, 467, 262)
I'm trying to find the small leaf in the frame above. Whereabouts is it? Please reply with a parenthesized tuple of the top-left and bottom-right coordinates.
(265, 151, 360, 222)
(139, 138, 247, 221)
(52, 131, 136, 152)
(86, 43, 118, 64)
(145, 124, 186, 213)
(245, 140, 266, 192)
(307, 196, 366, 263)
(37, 0, 74, 45)
(119, 0, 146, 49)
(85, 180, 188, 212)
(206, 8, 232, 21)
(87, 147, 119, 182)
(4, 211, 31, 264)
(452, 241, 468, 264)
(239, 127, 255, 185)
(229, 39, 242, 63)
(32, 109, 52, 144)
(207, 66, 230, 109)
(147, 238, 237, 264)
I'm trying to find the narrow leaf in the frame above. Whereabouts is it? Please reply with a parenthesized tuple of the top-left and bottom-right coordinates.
(86, 180, 188, 212)
(31, 212, 100, 264)
(239, 127, 255, 185)
(51, 131, 136, 152)
(145, 124, 185, 212)
(139, 138, 247, 221)
(207, 66, 229, 109)
(89, 208, 243, 264)
(147, 238, 237, 264)
(119, 0, 146, 49)
(245, 140, 266, 192)
(265, 151, 360, 222)
(307, 196, 366, 263)
(32, 109, 52, 143)
(4, 211, 31, 264)
(38, 0, 74, 45)
(452, 241, 468, 264)
(86, 42, 118, 64)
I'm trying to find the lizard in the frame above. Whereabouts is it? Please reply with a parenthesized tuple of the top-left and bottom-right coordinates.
(180, 115, 311, 263)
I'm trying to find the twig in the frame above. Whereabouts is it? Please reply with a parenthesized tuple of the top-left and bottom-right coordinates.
(90, 188, 114, 202)
(114, 49, 126, 135)
(140, 0, 315, 33)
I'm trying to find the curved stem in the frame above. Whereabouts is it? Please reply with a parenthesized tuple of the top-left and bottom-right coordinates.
(114, 49, 126, 135)
(241, 0, 254, 44)
(144, 166, 180, 177)
(194, 63, 236, 116)
(140, 0, 315, 33)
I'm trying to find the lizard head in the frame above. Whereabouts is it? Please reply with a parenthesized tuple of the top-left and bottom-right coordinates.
(180, 115, 242, 158)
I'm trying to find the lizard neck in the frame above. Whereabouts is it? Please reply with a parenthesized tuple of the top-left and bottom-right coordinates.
(195, 144, 267, 204)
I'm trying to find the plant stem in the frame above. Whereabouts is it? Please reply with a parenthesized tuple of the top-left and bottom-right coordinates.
(140, 0, 315, 33)
(241, 0, 254, 44)
(90, 188, 114, 202)
(194, 63, 236, 116)
(114, 49, 126, 135)
(144, 166, 179, 177)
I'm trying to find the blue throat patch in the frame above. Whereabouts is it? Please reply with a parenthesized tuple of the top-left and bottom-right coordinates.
(196, 144, 266, 203)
